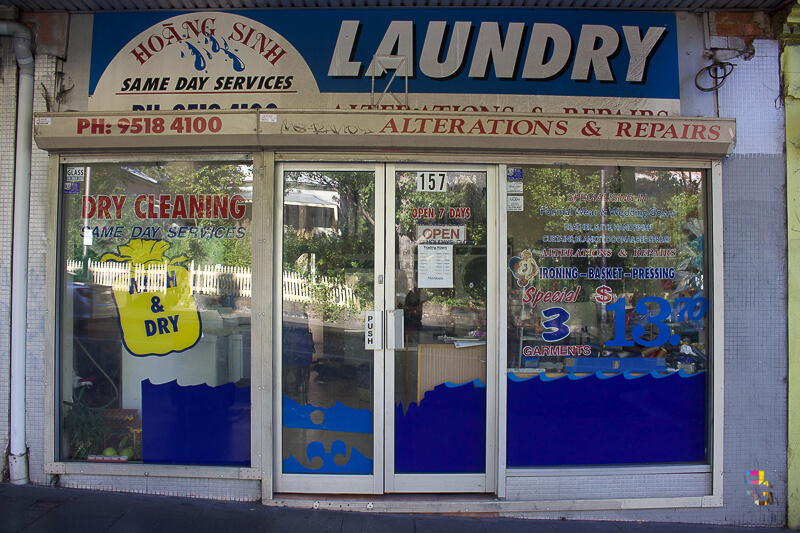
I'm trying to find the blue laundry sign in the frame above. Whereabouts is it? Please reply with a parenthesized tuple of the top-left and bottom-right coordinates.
(87, 9, 679, 115)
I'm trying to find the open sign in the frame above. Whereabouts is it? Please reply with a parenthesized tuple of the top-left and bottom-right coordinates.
(417, 224, 466, 244)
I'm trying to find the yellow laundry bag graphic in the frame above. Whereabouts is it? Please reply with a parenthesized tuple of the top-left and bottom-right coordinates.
(101, 239, 201, 356)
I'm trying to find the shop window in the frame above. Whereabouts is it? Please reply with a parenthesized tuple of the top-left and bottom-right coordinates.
(505, 165, 708, 467)
(58, 161, 253, 466)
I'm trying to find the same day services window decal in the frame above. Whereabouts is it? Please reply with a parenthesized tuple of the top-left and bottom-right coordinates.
(58, 162, 253, 466)
(505, 165, 708, 467)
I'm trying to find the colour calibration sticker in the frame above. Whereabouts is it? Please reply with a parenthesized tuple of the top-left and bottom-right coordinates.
(746, 470, 774, 505)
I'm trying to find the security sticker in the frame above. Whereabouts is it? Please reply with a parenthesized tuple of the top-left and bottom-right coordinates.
(507, 167, 523, 180)
(66, 167, 85, 182)
(507, 195, 524, 211)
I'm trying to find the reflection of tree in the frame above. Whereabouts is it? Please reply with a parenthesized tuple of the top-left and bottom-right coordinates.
(64, 163, 252, 274)
(160, 163, 250, 266)
(511, 167, 603, 298)
(282, 171, 375, 316)
(509, 166, 705, 300)
(627, 169, 704, 295)
(290, 171, 376, 238)
(64, 165, 154, 267)
(395, 172, 488, 308)
(506, 165, 709, 360)
(515, 167, 600, 243)
(395, 172, 487, 244)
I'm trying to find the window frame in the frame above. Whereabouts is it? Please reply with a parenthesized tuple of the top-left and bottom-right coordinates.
(44, 151, 268, 482)
(495, 158, 723, 507)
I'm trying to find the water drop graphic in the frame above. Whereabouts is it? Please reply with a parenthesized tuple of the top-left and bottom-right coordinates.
(184, 42, 206, 71)
(208, 35, 222, 53)
(223, 50, 245, 72)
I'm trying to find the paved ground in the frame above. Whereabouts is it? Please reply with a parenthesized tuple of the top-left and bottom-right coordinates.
(0, 483, 792, 533)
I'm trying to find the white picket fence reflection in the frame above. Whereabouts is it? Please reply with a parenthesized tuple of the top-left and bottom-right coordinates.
(66, 259, 252, 297)
(66, 260, 355, 304)
(282, 270, 355, 305)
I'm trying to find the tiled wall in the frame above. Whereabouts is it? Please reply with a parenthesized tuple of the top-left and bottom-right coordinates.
(506, 473, 712, 501)
(56, 475, 260, 502)
(26, 53, 57, 485)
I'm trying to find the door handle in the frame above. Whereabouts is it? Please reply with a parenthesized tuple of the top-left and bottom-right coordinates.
(386, 309, 405, 350)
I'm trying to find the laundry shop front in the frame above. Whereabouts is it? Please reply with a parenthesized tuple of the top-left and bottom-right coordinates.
(29, 7, 744, 518)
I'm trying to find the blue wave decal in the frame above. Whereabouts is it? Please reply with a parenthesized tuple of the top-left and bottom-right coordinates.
(623, 370, 648, 379)
(141, 379, 250, 466)
(445, 378, 485, 388)
(507, 371, 706, 467)
(568, 373, 591, 380)
(509, 369, 699, 381)
(596, 371, 618, 380)
(395, 381, 486, 474)
(282, 395, 373, 434)
(283, 440, 373, 474)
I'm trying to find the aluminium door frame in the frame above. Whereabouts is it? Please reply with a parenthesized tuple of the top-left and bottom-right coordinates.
(273, 161, 386, 495)
(273, 161, 500, 495)
(383, 163, 499, 494)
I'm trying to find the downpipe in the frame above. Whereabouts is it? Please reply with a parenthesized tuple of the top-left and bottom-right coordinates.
(0, 19, 34, 485)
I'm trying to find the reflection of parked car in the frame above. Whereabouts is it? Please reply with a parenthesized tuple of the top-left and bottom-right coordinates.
(67, 274, 122, 409)
(282, 320, 315, 403)
(70, 276, 119, 321)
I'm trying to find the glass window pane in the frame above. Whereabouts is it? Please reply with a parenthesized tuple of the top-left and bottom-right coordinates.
(281, 170, 375, 475)
(59, 161, 253, 465)
(394, 170, 488, 474)
(505, 165, 708, 467)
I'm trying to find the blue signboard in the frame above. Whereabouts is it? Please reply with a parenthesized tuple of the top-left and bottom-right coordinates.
(88, 9, 679, 111)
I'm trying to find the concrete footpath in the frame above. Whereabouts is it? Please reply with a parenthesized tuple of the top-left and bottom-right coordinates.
(0, 483, 792, 533)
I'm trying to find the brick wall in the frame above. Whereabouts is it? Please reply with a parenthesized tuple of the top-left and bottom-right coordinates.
(713, 12, 771, 41)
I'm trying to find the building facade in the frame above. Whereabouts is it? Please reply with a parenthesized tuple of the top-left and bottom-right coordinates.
(0, 3, 791, 527)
